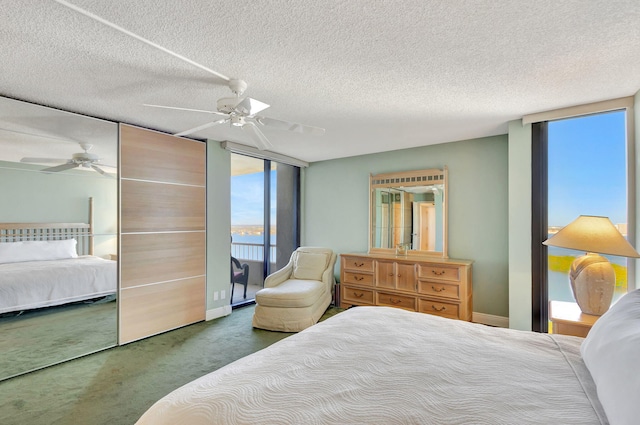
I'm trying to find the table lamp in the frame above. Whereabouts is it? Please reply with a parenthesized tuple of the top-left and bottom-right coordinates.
(543, 215, 640, 316)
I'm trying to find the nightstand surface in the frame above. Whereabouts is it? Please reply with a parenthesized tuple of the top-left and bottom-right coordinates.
(549, 300, 599, 337)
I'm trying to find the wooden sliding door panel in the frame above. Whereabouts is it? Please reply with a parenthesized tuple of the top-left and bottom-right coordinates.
(121, 180, 205, 232)
(119, 124, 206, 346)
(120, 124, 206, 186)
(121, 232, 205, 288)
(119, 277, 206, 344)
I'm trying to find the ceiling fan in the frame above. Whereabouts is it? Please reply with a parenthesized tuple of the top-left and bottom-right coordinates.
(145, 79, 325, 150)
(20, 142, 115, 177)
(52, 1, 324, 151)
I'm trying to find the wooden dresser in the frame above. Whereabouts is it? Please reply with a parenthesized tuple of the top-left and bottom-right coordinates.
(340, 253, 473, 321)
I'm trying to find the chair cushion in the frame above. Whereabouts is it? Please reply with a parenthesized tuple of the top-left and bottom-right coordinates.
(292, 251, 329, 280)
(256, 279, 327, 308)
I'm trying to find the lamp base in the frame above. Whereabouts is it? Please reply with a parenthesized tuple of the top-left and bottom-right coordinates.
(569, 253, 615, 316)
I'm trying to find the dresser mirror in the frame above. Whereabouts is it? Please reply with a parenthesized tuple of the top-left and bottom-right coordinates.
(370, 167, 448, 258)
(0, 96, 118, 381)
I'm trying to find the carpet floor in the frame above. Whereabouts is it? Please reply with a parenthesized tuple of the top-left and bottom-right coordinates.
(0, 304, 343, 425)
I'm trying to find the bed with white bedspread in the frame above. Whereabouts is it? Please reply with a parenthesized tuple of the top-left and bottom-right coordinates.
(137, 290, 640, 425)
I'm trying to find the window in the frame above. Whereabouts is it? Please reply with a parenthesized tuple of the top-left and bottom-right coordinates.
(230, 153, 300, 307)
(529, 98, 635, 332)
(548, 111, 628, 306)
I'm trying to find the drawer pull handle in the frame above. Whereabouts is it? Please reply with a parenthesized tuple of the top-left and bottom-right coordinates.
(354, 262, 364, 267)
(355, 276, 364, 281)
(432, 270, 445, 276)
(353, 292, 364, 298)
(431, 305, 446, 312)
(431, 285, 445, 292)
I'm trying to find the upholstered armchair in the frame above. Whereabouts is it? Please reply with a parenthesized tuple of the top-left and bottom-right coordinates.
(252, 247, 337, 332)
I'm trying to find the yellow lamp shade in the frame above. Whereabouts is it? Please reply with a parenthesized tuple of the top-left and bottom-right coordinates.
(543, 215, 640, 258)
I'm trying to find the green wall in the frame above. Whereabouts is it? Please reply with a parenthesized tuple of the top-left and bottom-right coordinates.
(507, 120, 532, 330)
(302, 135, 509, 317)
(205, 141, 232, 313)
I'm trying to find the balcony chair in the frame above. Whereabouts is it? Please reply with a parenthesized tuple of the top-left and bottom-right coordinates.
(231, 256, 250, 301)
(252, 247, 337, 332)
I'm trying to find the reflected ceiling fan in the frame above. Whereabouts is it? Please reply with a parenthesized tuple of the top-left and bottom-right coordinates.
(20, 142, 115, 177)
(145, 79, 325, 150)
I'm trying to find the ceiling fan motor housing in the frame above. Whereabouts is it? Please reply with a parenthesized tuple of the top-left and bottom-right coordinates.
(217, 97, 243, 114)
(72, 152, 99, 162)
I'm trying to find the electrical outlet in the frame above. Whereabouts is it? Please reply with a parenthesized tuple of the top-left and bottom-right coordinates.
(221, 290, 226, 299)
(214, 291, 219, 301)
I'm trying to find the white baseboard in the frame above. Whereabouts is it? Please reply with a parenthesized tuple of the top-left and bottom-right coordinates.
(472, 312, 509, 328)
(206, 305, 232, 321)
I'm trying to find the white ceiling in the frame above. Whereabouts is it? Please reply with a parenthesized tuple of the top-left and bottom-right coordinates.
(1, 0, 639, 163)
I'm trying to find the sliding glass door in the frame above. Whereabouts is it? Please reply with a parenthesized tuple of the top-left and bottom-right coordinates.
(230, 153, 300, 307)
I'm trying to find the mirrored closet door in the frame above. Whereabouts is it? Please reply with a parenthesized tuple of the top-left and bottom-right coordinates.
(0, 96, 118, 380)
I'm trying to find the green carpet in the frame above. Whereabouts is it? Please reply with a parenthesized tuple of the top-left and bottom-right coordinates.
(0, 304, 343, 425)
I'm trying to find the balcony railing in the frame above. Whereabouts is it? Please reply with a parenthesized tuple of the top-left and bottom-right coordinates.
(232, 242, 277, 262)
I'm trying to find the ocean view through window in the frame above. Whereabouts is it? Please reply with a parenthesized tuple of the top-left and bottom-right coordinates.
(547, 110, 628, 305)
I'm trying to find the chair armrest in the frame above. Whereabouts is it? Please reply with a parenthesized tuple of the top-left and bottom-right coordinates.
(320, 252, 338, 290)
(264, 261, 293, 288)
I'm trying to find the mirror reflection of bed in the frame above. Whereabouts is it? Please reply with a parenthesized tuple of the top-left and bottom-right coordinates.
(0, 217, 117, 379)
(0, 96, 118, 381)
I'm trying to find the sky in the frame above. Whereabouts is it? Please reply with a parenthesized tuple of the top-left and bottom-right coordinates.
(548, 110, 627, 227)
(231, 169, 277, 226)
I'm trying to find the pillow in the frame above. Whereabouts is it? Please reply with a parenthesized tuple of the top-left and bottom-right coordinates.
(0, 239, 78, 264)
(581, 288, 640, 425)
(292, 251, 329, 280)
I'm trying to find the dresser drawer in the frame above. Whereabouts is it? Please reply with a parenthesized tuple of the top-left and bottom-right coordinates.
(342, 286, 375, 305)
(342, 256, 375, 273)
(418, 264, 460, 282)
(377, 292, 416, 311)
(418, 298, 460, 319)
(417, 280, 460, 300)
(343, 271, 374, 286)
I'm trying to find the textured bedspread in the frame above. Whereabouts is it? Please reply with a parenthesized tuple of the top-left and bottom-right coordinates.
(0, 255, 116, 314)
(137, 306, 608, 425)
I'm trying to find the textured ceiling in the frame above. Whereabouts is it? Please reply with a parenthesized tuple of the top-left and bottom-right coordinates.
(1, 0, 639, 163)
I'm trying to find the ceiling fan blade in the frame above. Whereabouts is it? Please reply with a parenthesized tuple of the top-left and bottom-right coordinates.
(90, 165, 115, 178)
(242, 122, 273, 151)
(235, 97, 270, 116)
(21, 157, 69, 164)
(144, 104, 229, 117)
(174, 118, 229, 137)
(255, 116, 325, 136)
(41, 163, 78, 173)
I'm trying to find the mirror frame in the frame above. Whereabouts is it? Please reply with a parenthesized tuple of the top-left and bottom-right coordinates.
(369, 167, 448, 258)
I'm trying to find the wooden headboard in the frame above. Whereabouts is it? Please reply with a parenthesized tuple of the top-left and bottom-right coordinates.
(0, 198, 94, 255)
